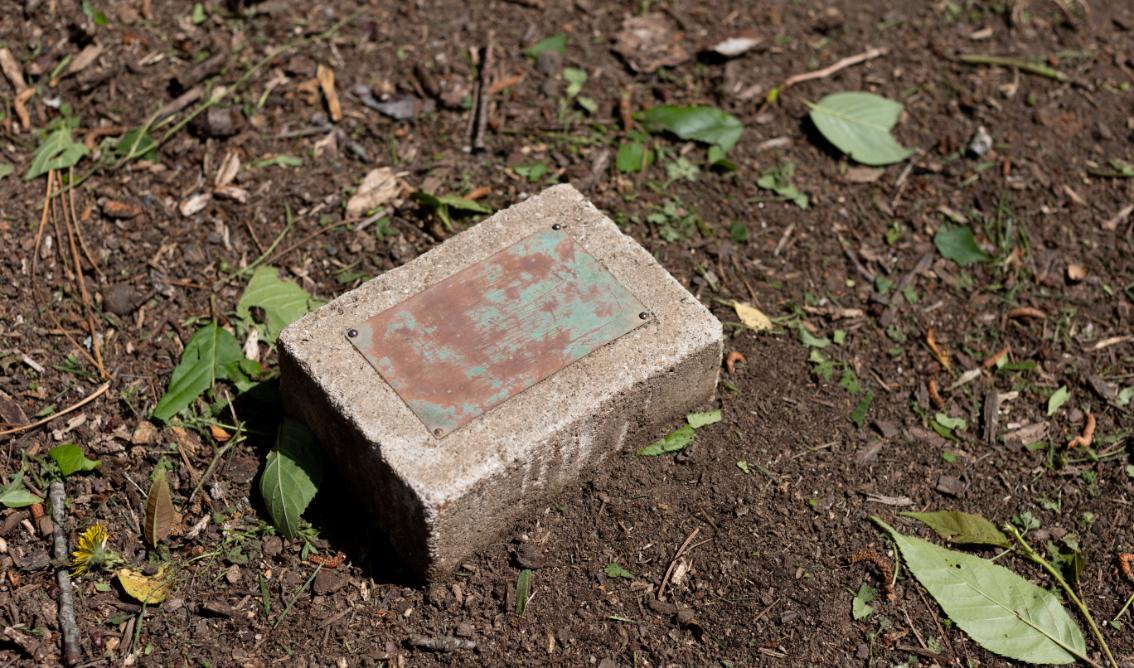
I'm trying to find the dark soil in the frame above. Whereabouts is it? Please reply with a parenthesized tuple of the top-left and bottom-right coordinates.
(2, 1, 1133, 666)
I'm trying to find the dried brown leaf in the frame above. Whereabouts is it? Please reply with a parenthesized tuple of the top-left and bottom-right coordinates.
(144, 468, 175, 546)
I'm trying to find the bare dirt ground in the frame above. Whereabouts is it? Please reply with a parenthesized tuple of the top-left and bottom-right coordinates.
(1, 1, 1133, 666)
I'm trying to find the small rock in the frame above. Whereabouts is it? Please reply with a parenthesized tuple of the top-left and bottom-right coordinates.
(513, 542, 546, 569)
(130, 420, 159, 445)
(455, 622, 475, 638)
(536, 50, 562, 76)
(854, 440, 884, 465)
(192, 106, 241, 138)
(967, 125, 993, 157)
(648, 597, 677, 615)
(13, 548, 51, 571)
(935, 474, 963, 497)
(313, 569, 345, 596)
(103, 283, 142, 315)
(1066, 263, 1087, 282)
(0, 390, 28, 426)
(261, 536, 283, 557)
(872, 419, 900, 439)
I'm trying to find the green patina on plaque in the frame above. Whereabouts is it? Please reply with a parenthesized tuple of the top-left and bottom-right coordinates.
(348, 229, 646, 437)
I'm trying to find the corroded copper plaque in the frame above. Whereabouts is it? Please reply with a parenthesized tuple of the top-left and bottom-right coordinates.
(348, 229, 646, 437)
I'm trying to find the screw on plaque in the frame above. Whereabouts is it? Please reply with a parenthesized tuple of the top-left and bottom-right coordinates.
(347, 329, 359, 338)
(638, 311, 650, 320)
(433, 428, 444, 437)
(551, 223, 562, 230)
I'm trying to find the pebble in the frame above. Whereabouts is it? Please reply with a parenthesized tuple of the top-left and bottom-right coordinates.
(102, 283, 141, 315)
(313, 569, 346, 596)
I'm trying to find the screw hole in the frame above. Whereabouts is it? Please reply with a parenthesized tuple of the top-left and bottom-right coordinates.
(433, 428, 444, 437)
(347, 329, 359, 338)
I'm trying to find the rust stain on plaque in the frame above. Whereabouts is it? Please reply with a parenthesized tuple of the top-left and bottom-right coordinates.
(348, 229, 645, 437)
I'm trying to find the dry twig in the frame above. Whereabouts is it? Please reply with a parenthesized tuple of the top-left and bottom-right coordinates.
(49, 481, 82, 665)
(776, 47, 889, 98)
(657, 527, 701, 601)
(0, 382, 109, 438)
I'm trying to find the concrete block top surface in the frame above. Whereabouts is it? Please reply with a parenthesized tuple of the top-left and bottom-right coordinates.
(280, 184, 721, 510)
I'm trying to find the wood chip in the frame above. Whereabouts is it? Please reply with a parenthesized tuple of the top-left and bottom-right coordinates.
(316, 64, 342, 122)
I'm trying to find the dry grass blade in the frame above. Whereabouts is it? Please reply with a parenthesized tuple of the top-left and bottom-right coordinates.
(144, 468, 175, 546)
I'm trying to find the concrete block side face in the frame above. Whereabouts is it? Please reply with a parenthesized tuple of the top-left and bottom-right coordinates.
(428, 330, 722, 577)
(278, 347, 434, 580)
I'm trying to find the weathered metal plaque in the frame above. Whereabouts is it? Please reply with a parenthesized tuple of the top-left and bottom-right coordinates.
(348, 229, 646, 437)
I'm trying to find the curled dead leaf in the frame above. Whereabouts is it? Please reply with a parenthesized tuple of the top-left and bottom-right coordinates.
(346, 167, 403, 218)
(316, 64, 342, 123)
(118, 564, 172, 604)
(214, 151, 241, 190)
(1066, 263, 1087, 282)
(179, 193, 211, 217)
(925, 328, 952, 372)
(1006, 306, 1045, 320)
(725, 350, 746, 375)
(733, 301, 772, 331)
(209, 424, 231, 442)
(613, 14, 689, 74)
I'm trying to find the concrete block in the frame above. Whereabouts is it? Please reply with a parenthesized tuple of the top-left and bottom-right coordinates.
(279, 184, 722, 580)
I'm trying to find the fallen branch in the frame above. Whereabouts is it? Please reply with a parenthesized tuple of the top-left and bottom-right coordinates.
(657, 527, 700, 601)
(765, 47, 889, 108)
(0, 381, 109, 438)
(470, 33, 495, 152)
(50, 481, 82, 665)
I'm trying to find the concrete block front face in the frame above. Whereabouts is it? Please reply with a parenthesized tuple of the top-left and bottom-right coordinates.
(279, 184, 722, 580)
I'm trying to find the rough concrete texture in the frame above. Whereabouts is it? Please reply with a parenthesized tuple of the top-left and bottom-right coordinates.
(279, 184, 722, 581)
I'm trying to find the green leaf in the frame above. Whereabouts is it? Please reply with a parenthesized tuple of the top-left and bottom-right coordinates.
(25, 125, 90, 180)
(1117, 386, 1134, 407)
(152, 322, 245, 422)
(260, 418, 323, 539)
(114, 128, 157, 162)
(900, 510, 1010, 547)
(604, 562, 634, 579)
(799, 327, 830, 349)
(237, 266, 323, 343)
(190, 2, 206, 24)
(807, 92, 914, 166)
(563, 67, 586, 97)
(435, 194, 491, 214)
(686, 410, 721, 429)
(616, 141, 648, 173)
(1046, 386, 1070, 416)
(852, 583, 876, 620)
(0, 164, 13, 179)
(736, 460, 749, 474)
(250, 155, 302, 169)
(850, 391, 873, 427)
(756, 160, 809, 209)
(49, 443, 101, 477)
(934, 225, 990, 266)
(0, 473, 42, 508)
(639, 105, 744, 153)
(523, 34, 566, 59)
(934, 413, 966, 432)
(873, 518, 1085, 664)
(513, 163, 549, 182)
(637, 424, 695, 456)
(515, 569, 534, 615)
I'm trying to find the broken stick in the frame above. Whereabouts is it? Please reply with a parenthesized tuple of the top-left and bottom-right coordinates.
(50, 481, 82, 666)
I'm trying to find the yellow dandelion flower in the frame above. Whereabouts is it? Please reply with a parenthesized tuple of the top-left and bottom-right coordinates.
(71, 523, 121, 575)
